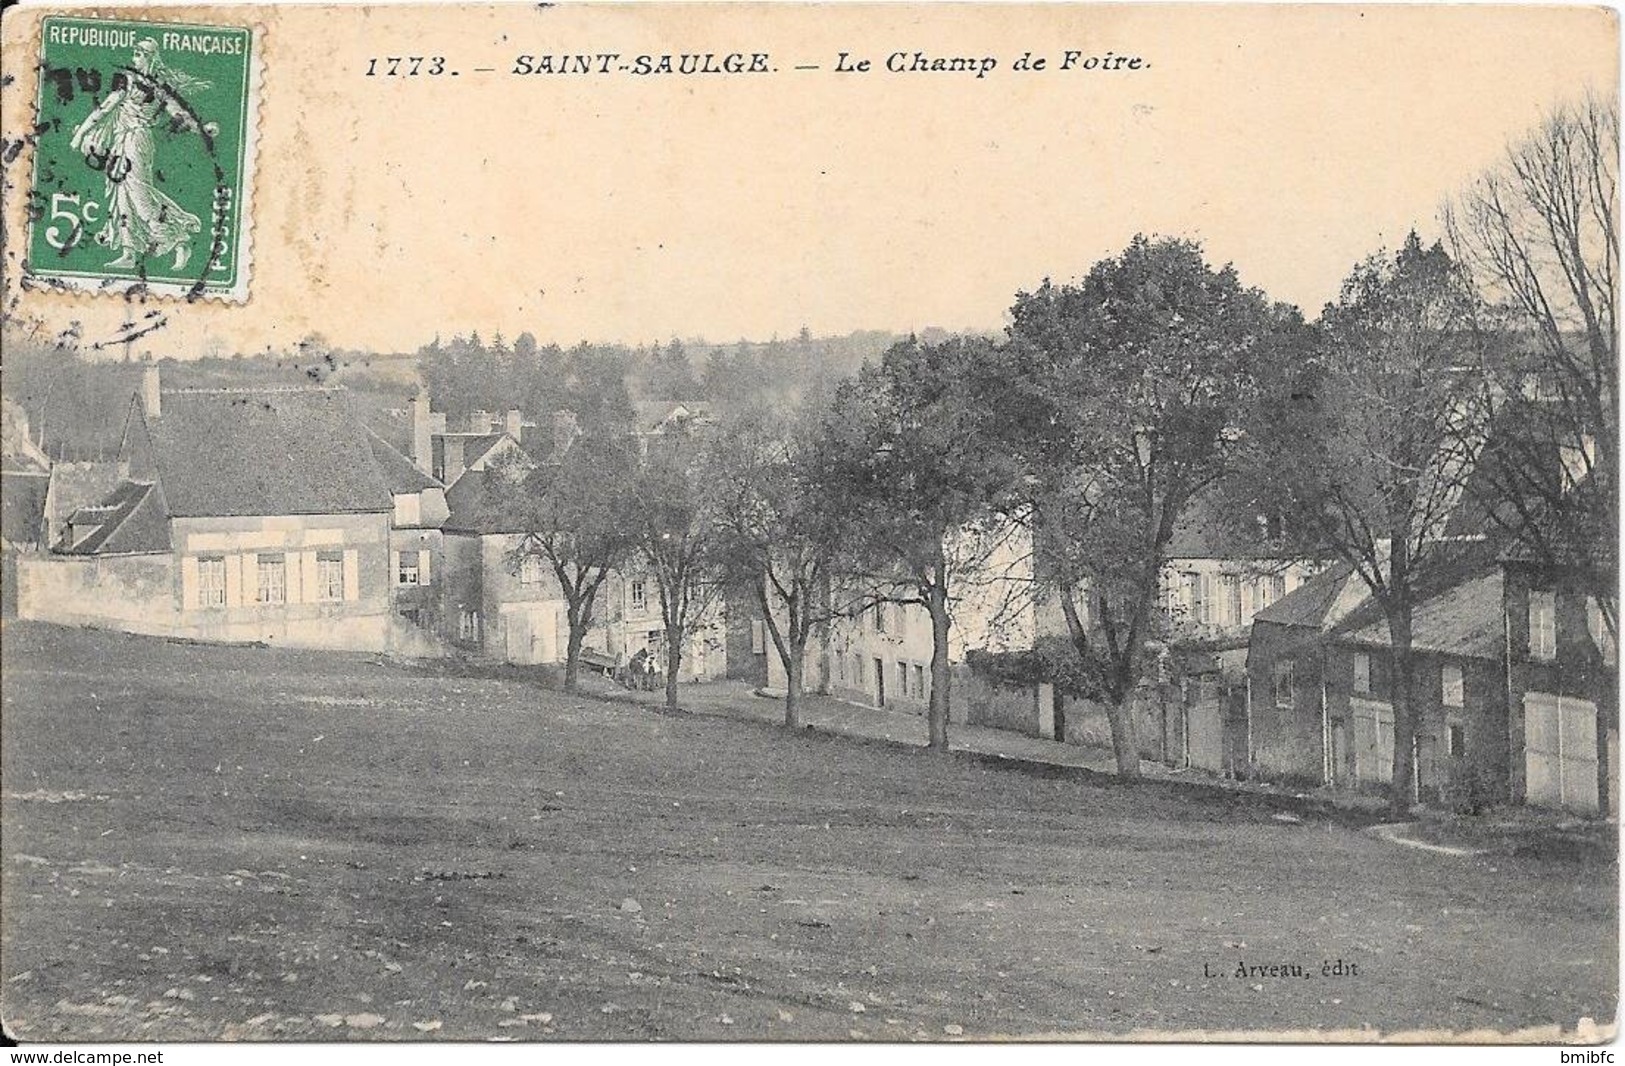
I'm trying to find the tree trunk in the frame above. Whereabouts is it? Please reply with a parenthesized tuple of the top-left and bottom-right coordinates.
(927, 582, 951, 751)
(563, 617, 584, 693)
(1106, 695, 1141, 777)
(664, 625, 683, 712)
(1387, 606, 1418, 817)
(1052, 689, 1067, 743)
(785, 642, 804, 729)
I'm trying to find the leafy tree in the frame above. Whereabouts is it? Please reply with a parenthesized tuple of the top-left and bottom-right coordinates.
(997, 235, 1299, 777)
(502, 432, 640, 691)
(821, 336, 1018, 750)
(711, 404, 847, 727)
(563, 343, 635, 432)
(633, 430, 728, 712)
(649, 338, 700, 398)
(1248, 233, 1488, 812)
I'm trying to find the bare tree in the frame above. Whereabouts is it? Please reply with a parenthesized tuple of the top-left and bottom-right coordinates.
(1445, 92, 1618, 634)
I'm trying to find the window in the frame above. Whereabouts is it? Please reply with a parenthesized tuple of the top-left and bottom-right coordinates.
(519, 555, 545, 586)
(458, 609, 481, 643)
(317, 550, 345, 602)
(396, 549, 421, 587)
(1529, 590, 1556, 661)
(197, 556, 226, 608)
(1222, 574, 1242, 626)
(874, 603, 887, 633)
(1353, 652, 1371, 694)
(631, 580, 647, 612)
(1183, 572, 1204, 625)
(750, 620, 765, 654)
(915, 664, 925, 698)
(854, 655, 864, 685)
(1587, 596, 1615, 666)
(898, 660, 909, 696)
(1272, 661, 1294, 709)
(1448, 721, 1466, 758)
(1441, 663, 1464, 708)
(256, 553, 286, 605)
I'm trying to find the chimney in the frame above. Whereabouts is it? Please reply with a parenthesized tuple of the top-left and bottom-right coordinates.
(140, 364, 161, 419)
(504, 409, 523, 443)
(411, 388, 433, 476)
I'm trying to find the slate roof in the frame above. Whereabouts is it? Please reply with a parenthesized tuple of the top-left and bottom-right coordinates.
(1496, 477, 1607, 569)
(60, 480, 170, 555)
(144, 388, 392, 517)
(1334, 571, 1505, 660)
(632, 399, 713, 433)
(366, 428, 442, 494)
(1165, 492, 1300, 560)
(1251, 563, 1356, 629)
(457, 433, 509, 468)
(1, 471, 49, 546)
(442, 468, 534, 535)
(46, 461, 123, 541)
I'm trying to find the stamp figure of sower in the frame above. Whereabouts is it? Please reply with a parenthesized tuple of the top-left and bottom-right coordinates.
(29, 16, 255, 299)
(68, 38, 220, 271)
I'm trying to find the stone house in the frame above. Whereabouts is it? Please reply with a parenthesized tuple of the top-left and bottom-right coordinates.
(15, 369, 434, 653)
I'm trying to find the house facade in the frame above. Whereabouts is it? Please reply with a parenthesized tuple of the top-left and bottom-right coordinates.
(15, 370, 424, 653)
(1244, 552, 1616, 816)
(751, 517, 1037, 725)
(1502, 558, 1617, 815)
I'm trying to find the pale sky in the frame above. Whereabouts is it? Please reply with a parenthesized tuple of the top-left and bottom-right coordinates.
(2, 2, 1618, 357)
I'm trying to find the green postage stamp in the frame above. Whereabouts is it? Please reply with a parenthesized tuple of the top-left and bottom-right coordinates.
(26, 16, 259, 301)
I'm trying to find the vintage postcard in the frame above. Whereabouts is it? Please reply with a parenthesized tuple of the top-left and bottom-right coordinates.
(0, 0, 1617, 1051)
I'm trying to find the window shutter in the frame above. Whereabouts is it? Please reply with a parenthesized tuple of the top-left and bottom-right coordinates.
(181, 556, 200, 609)
(419, 549, 431, 586)
(343, 549, 360, 601)
(390, 551, 400, 587)
(283, 552, 303, 605)
(301, 551, 319, 602)
(751, 620, 765, 654)
(224, 554, 243, 607)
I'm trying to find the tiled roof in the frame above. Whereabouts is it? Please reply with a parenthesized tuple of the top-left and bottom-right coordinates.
(1334, 571, 1505, 660)
(366, 428, 442, 494)
(60, 480, 170, 555)
(1, 471, 49, 546)
(144, 388, 391, 517)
